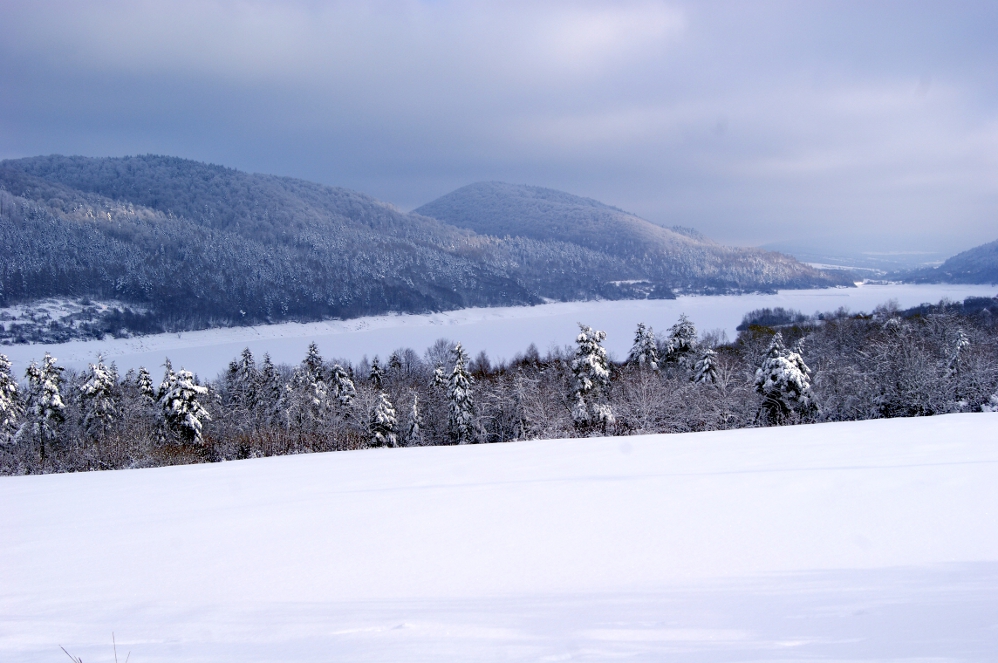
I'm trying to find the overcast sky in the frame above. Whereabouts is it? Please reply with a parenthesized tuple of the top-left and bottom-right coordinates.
(1, 1, 995, 255)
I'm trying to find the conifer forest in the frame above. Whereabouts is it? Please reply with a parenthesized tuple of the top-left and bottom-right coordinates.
(1, 296, 996, 475)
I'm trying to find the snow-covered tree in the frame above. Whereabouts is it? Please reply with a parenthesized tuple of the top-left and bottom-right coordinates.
(389, 351, 402, 373)
(18, 353, 65, 452)
(257, 353, 284, 424)
(330, 363, 356, 407)
(369, 391, 399, 447)
(278, 346, 330, 433)
(946, 329, 970, 405)
(571, 324, 614, 431)
(432, 365, 447, 390)
(158, 358, 176, 402)
(692, 348, 718, 384)
(664, 314, 698, 369)
(0, 354, 21, 443)
(404, 393, 424, 446)
(135, 366, 156, 404)
(160, 368, 211, 444)
(754, 333, 814, 424)
(369, 356, 385, 390)
(447, 343, 476, 444)
(224, 347, 258, 410)
(982, 394, 998, 413)
(79, 355, 120, 438)
(627, 323, 659, 371)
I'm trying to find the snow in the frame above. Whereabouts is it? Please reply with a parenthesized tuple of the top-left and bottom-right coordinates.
(2, 283, 995, 381)
(2, 413, 998, 661)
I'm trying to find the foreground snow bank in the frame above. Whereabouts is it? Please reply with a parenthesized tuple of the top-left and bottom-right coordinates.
(2, 414, 997, 661)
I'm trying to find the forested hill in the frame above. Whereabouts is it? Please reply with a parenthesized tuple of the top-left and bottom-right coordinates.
(0, 155, 848, 339)
(415, 181, 847, 290)
(905, 238, 998, 284)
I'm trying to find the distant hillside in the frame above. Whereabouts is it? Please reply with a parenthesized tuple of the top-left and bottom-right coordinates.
(0, 156, 848, 340)
(416, 182, 850, 292)
(905, 238, 998, 284)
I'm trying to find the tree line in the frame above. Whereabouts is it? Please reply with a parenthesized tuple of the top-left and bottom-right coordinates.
(1, 296, 996, 475)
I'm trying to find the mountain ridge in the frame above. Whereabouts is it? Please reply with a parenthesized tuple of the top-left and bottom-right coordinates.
(0, 155, 849, 340)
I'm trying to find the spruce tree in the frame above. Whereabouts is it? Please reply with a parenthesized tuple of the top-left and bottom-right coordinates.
(754, 332, 813, 424)
(369, 391, 399, 447)
(404, 393, 424, 446)
(571, 324, 614, 431)
(627, 323, 659, 371)
(18, 353, 65, 455)
(447, 343, 476, 444)
(160, 368, 212, 444)
(0, 354, 21, 443)
(664, 314, 698, 370)
(692, 348, 718, 384)
(369, 356, 385, 390)
(79, 355, 120, 439)
(135, 366, 156, 404)
(330, 363, 356, 407)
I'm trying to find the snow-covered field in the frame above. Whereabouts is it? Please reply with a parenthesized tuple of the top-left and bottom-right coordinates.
(3, 283, 995, 379)
(2, 413, 997, 661)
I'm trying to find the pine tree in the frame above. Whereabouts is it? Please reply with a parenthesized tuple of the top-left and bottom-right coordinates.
(135, 366, 156, 404)
(17, 353, 65, 454)
(627, 323, 659, 371)
(664, 314, 698, 370)
(754, 332, 814, 424)
(946, 329, 970, 405)
(224, 347, 258, 410)
(447, 343, 476, 444)
(79, 355, 120, 439)
(158, 358, 176, 402)
(330, 363, 356, 407)
(278, 345, 330, 433)
(432, 365, 447, 390)
(369, 391, 399, 447)
(369, 356, 385, 390)
(160, 368, 212, 444)
(571, 324, 614, 431)
(692, 348, 718, 384)
(257, 353, 284, 424)
(404, 393, 424, 446)
(0, 354, 21, 443)
(389, 351, 402, 373)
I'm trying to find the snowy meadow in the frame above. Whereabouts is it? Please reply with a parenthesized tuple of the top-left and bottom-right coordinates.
(2, 414, 997, 661)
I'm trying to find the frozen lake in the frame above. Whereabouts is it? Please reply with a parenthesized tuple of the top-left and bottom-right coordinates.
(2, 282, 995, 379)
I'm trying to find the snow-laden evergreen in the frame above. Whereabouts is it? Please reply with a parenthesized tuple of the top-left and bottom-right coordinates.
(17, 353, 65, 450)
(160, 367, 212, 444)
(369, 356, 385, 390)
(571, 324, 614, 431)
(79, 356, 120, 438)
(369, 391, 399, 448)
(136, 366, 156, 404)
(447, 343, 476, 444)
(0, 354, 21, 443)
(404, 393, 424, 446)
(224, 347, 259, 411)
(693, 347, 718, 384)
(664, 313, 698, 369)
(278, 348, 330, 434)
(330, 363, 357, 407)
(627, 323, 659, 371)
(754, 333, 813, 424)
(258, 353, 284, 425)
(432, 365, 447, 390)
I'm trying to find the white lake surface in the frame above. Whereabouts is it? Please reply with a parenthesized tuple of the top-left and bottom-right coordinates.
(3, 282, 995, 378)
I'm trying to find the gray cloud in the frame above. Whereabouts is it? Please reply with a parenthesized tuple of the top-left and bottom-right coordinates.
(1, 0, 996, 255)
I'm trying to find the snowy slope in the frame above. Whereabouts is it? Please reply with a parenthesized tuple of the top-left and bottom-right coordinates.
(2, 413, 998, 661)
(3, 282, 994, 380)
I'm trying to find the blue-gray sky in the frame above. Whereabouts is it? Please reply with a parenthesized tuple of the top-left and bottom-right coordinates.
(1, 1, 996, 256)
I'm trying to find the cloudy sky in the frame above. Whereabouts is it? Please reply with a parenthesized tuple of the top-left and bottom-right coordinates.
(1, 1, 995, 256)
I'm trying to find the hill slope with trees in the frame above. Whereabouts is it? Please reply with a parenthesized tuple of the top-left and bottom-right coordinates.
(905, 238, 998, 284)
(0, 155, 848, 340)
